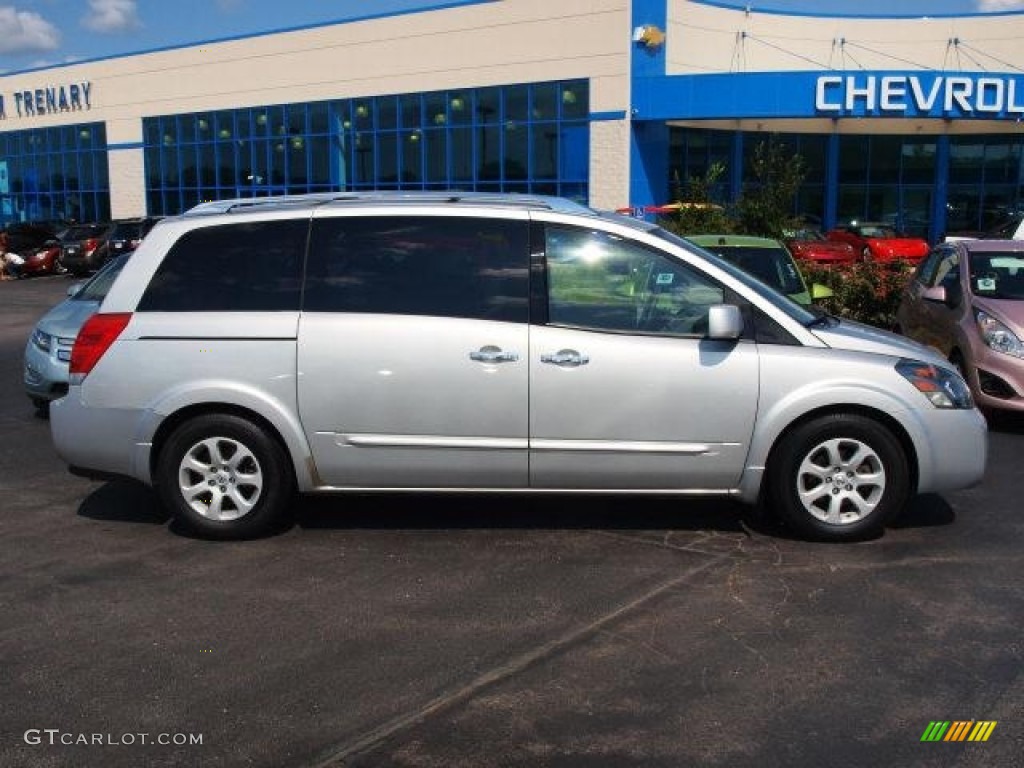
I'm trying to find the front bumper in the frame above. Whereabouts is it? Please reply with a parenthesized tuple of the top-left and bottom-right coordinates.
(23, 337, 73, 402)
(966, 345, 1024, 413)
(914, 406, 988, 493)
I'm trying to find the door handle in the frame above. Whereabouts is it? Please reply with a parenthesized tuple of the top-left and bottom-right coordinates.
(470, 345, 520, 363)
(540, 349, 590, 367)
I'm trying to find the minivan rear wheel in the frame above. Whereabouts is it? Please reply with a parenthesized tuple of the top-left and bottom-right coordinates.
(768, 413, 909, 541)
(156, 414, 293, 539)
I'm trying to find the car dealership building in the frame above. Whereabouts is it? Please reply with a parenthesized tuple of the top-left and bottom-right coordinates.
(2, 0, 1024, 242)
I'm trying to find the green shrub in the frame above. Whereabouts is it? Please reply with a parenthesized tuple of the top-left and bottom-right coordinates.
(658, 163, 736, 236)
(802, 260, 916, 330)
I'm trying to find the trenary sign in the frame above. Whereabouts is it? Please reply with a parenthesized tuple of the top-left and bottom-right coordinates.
(0, 82, 93, 121)
(815, 74, 1024, 118)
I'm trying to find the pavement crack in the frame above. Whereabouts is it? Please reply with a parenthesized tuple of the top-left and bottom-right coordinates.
(308, 552, 732, 767)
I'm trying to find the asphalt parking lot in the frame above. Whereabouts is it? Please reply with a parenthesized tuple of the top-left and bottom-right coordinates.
(1, 275, 1022, 768)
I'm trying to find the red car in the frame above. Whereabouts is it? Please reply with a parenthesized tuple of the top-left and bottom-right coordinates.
(784, 228, 857, 265)
(826, 222, 929, 264)
(21, 240, 66, 277)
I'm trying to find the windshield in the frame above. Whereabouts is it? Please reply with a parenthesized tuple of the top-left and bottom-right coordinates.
(73, 254, 128, 302)
(110, 222, 143, 239)
(968, 252, 1024, 300)
(65, 224, 106, 241)
(697, 245, 806, 297)
(652, 229, 816, 324)
(856, 225, 898, 238)
(785, 228, 826, 242)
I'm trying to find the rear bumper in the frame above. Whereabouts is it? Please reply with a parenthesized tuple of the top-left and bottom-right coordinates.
(50, 391, 152, 485)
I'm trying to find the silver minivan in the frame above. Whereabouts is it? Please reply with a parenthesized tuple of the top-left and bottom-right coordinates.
(51, 193, 987, 541)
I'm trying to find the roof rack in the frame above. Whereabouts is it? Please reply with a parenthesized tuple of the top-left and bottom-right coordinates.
(182, 191, 594, 217)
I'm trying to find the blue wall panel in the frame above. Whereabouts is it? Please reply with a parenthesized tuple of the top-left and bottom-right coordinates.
(635, 71, 1024, 123)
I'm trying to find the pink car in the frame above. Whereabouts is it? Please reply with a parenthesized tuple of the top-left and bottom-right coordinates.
(896, 239, 1024, 412)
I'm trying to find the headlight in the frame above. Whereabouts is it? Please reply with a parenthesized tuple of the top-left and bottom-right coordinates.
(976, 309, 1024, 358)
(30, 328, 52, 353)
(896, 359, 974, 409)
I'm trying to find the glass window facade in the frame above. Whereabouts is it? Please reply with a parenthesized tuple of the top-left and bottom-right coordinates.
(947, 137, 1024, 234)
(143, 79, 589, 216)
(0, 123, 109, 227)
(669, 127, 1024, 242)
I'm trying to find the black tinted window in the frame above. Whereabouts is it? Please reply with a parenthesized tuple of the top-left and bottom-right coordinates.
(305, 216, 529, 322)
(138, 220, 306, 311)
(111, 221, 143, 239)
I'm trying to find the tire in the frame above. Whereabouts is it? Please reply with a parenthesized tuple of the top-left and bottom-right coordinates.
(156, 414, 294, 539)
(768, 413, 909, 541)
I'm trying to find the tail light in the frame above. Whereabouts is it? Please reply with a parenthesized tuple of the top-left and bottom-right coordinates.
(84, 237, 100, 255)
(70, 313, 132, 380)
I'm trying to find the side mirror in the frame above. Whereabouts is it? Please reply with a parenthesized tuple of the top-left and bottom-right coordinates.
(922, 284, 962, 308)
(810, 283, 833, 300)
(67, 283, 84, 298)
(945, 281, 964, 308)
(707, 304, 743, 340)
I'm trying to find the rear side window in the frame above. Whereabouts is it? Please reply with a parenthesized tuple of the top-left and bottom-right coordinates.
(138, 220, 306, 311)
(305, 216, 529, 322)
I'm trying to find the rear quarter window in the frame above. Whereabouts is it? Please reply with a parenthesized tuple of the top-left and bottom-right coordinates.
(137, 219, 307, 311)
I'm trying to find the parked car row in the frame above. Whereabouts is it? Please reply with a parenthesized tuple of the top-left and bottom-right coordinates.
(24, 254, 132, 411)
(2, 217, 162, 278)
(19, 217, 165, 411)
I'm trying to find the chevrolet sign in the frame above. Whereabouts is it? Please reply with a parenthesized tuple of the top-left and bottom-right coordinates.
(815, 74, 1024, 117)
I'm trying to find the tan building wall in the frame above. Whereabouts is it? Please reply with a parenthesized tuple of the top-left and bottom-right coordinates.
(0, 0, 632, 216)
(107, 148, 145, 220)
(589, 119, 631, 210)
(668, 1, 1024, 75)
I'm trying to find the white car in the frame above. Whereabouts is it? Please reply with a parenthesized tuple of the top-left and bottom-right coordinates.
(50, 192, 987, 542)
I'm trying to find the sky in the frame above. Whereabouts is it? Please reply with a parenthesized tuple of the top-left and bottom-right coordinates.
(2, 0, 1024, 74)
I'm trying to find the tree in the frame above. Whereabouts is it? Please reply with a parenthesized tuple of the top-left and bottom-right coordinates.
(658, 162, 735, 236)
(734, 137, 806, 239)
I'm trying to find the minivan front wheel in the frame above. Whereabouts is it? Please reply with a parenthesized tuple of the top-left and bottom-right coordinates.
(768, 414, 909, 541)
(157, 414, 294, 539)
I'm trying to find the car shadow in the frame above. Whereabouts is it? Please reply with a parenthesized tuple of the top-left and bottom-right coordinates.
(888, 493, 956, 530)
(291, 493, 762, 535)
(73, 482, 956, 540)
(76, 480, 171, 525)
(986, 410, 1024, 435)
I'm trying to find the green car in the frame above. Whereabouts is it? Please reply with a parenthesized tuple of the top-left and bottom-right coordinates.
(686, 234, 832, 306)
